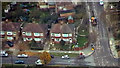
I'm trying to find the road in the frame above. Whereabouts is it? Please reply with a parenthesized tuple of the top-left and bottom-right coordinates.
(87, 2, 119, 66)
(2, 56, 95, 66)
(2, 56, 38, 64)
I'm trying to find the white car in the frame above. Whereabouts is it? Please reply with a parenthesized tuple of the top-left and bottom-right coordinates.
(100, 0, 104, 5)
(17, 54, 28, 58)
(0, 51, 8, 57)
(35, 59, 43, 65)
(61, 55, 70, 59)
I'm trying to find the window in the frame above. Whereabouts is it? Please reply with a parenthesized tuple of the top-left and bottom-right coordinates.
(0, 31, 5, 35)
(62, 34, 68, 37)
(55, 33, 61, 37)
(34, 38, 41, 41)
(63, 39, 69, 41)
(26, 38, 32, 41)
(40, 33, 43, 36)
(13, 32, 16, 35)
(69, 34, 72, 37)
(26, 32, 32, 36)
(55, 38, 61, 41)
(7, 31, 13, 35)
(34, 33, 40, 36)
(23, 38, 26, 41)
(7, 37, 13, 40)
(51, 33, 54, 36)
(22, 32, 26, 35)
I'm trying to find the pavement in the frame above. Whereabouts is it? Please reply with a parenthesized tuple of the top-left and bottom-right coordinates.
(104, 2, 119, 59)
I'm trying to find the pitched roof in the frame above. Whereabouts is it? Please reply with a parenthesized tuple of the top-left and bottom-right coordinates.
(51, 23, 74, 33)
(1, 22, 21, 31)
(56, 2, 74, 11)
(22, 23, 47, 33)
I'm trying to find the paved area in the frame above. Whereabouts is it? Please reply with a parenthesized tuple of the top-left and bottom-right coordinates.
(104, 2, 119, 58)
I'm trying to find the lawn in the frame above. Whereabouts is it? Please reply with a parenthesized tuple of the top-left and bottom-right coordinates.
(50, 52, 79, 57)
(78, 29, 89, 35)
(77, 36, 88, 47)
(52, 44, 73, 51)
(77, 27, 89, 47)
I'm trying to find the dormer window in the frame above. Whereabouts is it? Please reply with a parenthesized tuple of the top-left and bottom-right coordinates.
(22, 32, 26, 35)
(7, 31, 13, 35)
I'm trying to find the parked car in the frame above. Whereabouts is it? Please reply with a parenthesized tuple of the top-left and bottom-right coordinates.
(0, 51, 8, 57)
(15, 60, 24, 64)
(99, 0, 104, 6)
(35, 59, 44, 66)
(91, 43, 95, 48)
(61, 55, 70, 59)
(6, 41, 14, 47)
(17, 54, 28, 58)
(50, 55, 54, 58)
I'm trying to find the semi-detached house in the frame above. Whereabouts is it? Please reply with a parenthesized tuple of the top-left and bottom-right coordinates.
(50, 23, 76, 44)
(22, 23, 47, 43)
(0, 22, 21, 41)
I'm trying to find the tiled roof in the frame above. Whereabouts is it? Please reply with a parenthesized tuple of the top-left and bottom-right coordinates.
(1, 22, 21, 31)
(22, 23, 47, 33)
(50, 23, 74, 33)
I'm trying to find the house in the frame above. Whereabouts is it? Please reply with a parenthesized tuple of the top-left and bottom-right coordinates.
(38, 2, 49, 9)
(56, 2, 75, 12)
(55, 2, 75, 17)
(50, 23, 76, 44)
(22, 23, 47, 43)
(38, 2, 55, 9)
(0, 21, 21, 41)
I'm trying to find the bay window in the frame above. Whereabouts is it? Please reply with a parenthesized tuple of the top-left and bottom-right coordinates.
(34, 33, 40, 36)
(55, 33, 61, 37)
(62, 34, 68, 37)
(26, 32, 32, 36)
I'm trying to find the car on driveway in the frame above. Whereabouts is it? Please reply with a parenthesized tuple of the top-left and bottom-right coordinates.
(6, 41, 14, 47)
(61, 55, 70, 59)
(0, 51, 8, 57)
(17, 54, 28, 58)
(15, 60, 24, 64)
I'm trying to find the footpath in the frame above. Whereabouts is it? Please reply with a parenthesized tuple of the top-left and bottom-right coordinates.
(104, 2, 119, 58)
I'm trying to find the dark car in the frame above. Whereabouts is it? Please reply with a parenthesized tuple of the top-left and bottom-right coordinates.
(15, 60, 24, 64)
(50, 55, 54, 58)
(6, 41, 14, 47)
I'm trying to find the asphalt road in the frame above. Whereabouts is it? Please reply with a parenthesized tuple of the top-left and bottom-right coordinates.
(49, 56, 95, 66)
(2, 56, 95, 66)
(88, 2, 119, 66)
(2, 56, 38, 64)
